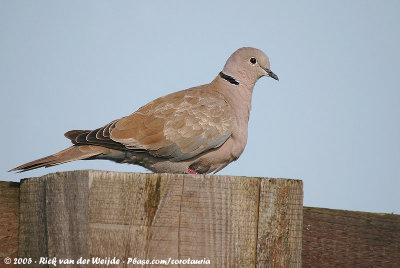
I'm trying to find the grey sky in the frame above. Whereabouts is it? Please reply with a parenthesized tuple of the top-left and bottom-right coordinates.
(1, 1, 399, 213)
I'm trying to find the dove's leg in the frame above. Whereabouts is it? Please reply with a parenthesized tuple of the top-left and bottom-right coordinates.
(188, 168, 199, 174)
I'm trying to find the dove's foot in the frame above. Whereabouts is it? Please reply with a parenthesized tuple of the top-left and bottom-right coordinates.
(188, 168, 199, 174)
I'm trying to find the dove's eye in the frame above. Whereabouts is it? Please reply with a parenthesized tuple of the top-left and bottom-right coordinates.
(249, 57, 257, 64)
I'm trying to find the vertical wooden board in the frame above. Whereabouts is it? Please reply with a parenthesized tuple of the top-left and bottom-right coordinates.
(18, 171, 90, 267)
(18, 177, 48, 261)
(87, 172, 262, 268)
(43, 171, 89, 260)
(256, 178, 303, 268)
(88, 171, 183, 267)
(144, 175, 184, 266)
(177, 175, 260, 268)
(0, 181, 20, 265)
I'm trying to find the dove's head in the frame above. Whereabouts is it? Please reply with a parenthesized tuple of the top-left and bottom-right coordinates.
(221, 47, 278, 87)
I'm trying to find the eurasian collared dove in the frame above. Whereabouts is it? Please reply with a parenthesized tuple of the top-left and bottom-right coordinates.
(10, 47, 278, 174)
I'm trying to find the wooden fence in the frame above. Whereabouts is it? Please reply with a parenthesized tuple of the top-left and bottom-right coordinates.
(2, 171, 399, 267)
(0, 170, 303, 267)
(302, 206, 400, 267)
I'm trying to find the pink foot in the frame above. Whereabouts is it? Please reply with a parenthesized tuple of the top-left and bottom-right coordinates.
(188, 168, 199, 174)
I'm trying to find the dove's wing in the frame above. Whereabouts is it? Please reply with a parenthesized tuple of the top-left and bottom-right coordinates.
(66, 88, 233, 161)
(110, 88, 233, 161)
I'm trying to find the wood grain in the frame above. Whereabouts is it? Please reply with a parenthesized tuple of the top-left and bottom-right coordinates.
(0, 181, 20, 267)
(9, 172, 400, 267)
(19, 171, 89, 267)
(302, 207, 400, 268)
(256, 178, 303, 268)
(88, 172, 265, 267)
(19, 177, 48, 261)
(16, 170, 303, 267)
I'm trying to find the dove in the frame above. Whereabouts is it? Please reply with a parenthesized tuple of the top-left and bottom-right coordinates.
(10, 47, 278, 174)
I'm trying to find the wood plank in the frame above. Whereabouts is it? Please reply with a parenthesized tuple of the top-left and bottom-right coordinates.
(88, 171, 181, 265)
(88, 172, 263, 267)
(19, 177, 48, 261)
(44, 171, 89, 260)
(302, 206, 400, 267)
(0, 181, 20, 267)
(174, 175, 260, 267)
(256, 178, 303, 268)
(18, 171, 90, 267)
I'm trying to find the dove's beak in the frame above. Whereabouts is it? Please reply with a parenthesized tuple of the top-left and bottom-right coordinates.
(264, 68, 279, 81)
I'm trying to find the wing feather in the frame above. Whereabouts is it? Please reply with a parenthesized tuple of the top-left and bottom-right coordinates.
(65, 88, 233, 161)
(111, 88, 233, 160)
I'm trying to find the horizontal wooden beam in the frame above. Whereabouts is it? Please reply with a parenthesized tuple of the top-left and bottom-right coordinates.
(302, 206, 400, 267)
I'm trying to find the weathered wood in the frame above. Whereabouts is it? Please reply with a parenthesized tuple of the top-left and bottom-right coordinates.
(0, 181, 20, 267)
(257, 178, 303, 268)
(5, 174, 400, 267)
(16, 170, 303, 267)
(302, 206, 400, 267)
(19, 173, 89, 262)
(88, 172, 264, 267)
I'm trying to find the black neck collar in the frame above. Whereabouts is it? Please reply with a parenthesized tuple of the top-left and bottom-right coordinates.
(219, 72, 239, 85)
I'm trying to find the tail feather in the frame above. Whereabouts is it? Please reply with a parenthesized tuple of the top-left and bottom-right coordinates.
(9, 145, 107, 173)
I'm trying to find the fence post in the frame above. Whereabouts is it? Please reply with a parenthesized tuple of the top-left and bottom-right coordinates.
(15, 170, 303, 267)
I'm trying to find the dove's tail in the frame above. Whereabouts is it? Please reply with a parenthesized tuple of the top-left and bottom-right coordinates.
(9, 145, 107, 173)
